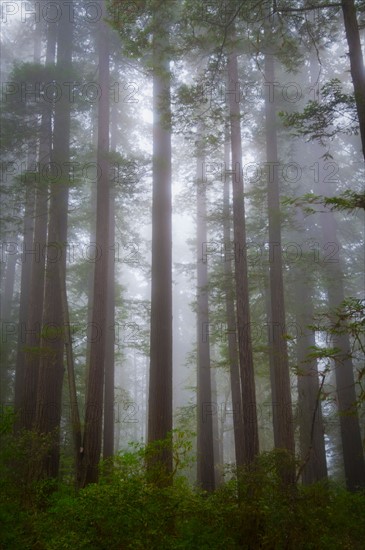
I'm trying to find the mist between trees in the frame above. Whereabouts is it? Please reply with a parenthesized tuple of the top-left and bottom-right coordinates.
(0, 0, 364, 547)
(1, 399, 338, 425)
(0, 239, 340, 265)
(1, 79, 319, 104)
(2, 317, 347, 344)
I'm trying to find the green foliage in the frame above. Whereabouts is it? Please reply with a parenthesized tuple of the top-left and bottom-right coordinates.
(0, 406, 16, 435)
(280, 78, 358, 145)
(307, 298, 365, 403)
(0, 423, 59, 548)
(0, 427, 57, 505)
(1, 438, 365, 549)
(283, 191, 365, 214)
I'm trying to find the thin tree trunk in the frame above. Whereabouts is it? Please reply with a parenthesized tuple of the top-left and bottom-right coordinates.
(18, 20, 57, 431)
(211, 366, 222, 486)
(103, 186, 115, 459)
(59, 263, 82, 485)
(103, 92, 117, 461)
(294, 250, 328, 483)
(227, 37, 259, 464)
(80, 4, 110, 486)
(341, 0, 365, 160)
(264, 51, 295, 474)
(196, 136, 215, 492)
(1, 246, 17, 323)
(223, 124, 245, 468)
(0, 243, 17, 404)
(14, 180, 35, 428)
(34, 1, 73, 479)
(263, 272, 279, 447)
(13, 16, 45, 427)
(320, 208, 365, 490)
(85, 103, 98, 383)
(147, 7, 173, 480)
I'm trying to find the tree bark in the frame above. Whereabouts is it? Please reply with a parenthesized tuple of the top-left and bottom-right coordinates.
(341, 0, 365, 160)
(223, 124, 245, 468)
(196, 136, 215, 492)
(294, 247, 328, 484)
(80, 3, 110, 486)
(59, 262, 82, 485)
(264, 50, 295, 479)
(14, 178, 35, 429)
(18, 20, 57, 432)
(0, 239, 17, 405)
(34, 1, 73, 479)
(227, 38, 259, 465)
(320, 208, 365, 490)
(103, 88, 117, 460)
(147, 7, 173, 480)
(103, 182, 115, 459)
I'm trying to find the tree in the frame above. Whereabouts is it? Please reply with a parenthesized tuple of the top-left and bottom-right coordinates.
(147, 3, 173, 479)
(196, 130, 215, 492)
(264, 45, 295, 473)
(103, 98, 116, 461)
(294, 211, 327, 484)
(222, 123, 246, 468)
(18, 20, 57, 432)
(80, 3, 111, 486)
(227, 26, 259, 464)
(340, 0, 365, 159)
(276, 0, 365, 160)
(34, 1, 74, 479)
(320, 206, 365, 490)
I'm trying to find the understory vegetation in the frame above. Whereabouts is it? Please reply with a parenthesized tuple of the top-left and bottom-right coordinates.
(1, 422, 365, 550)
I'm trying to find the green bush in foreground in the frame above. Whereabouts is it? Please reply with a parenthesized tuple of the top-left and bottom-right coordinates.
(1, 431, 364, 549)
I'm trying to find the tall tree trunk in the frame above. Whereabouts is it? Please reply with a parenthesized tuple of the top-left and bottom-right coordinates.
(103, 183, 115, 459)
(223, 124, 245, 468)
(211, 366, 223, 486)
(80, 3, 110, 486)
(0, 240, 17, 405)
(296, 287, 328, 484)
(294, 226, 328, 484)
(320, 208, 365, 490)
(264, 51, 295, 473)
(13, 172, 35, 428)
(12, 18, 45, 424)
(85, 103, 98, 384)
(263, 272, 279, 447)
(103, 88, 117, 460)
(227, 37, 259, 464)
(18, 20, 57, 431)
(59, 263, 82, 485)
(34, 1, 73, 479)
(147, 7, 173, 479)
(196, 137, 215, 492)
(341, 0, 365, 160)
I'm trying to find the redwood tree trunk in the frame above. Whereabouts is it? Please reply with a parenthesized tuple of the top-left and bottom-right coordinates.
(341, 0, 365, 160)
(147, 7, 173, 479)
(196, 138, 215, 492)
(103, 183, 115, 459)
(264, 51, 295, 471)
(34, 1, 73, 479)
(223, 125, 245, 468)
(227, 38, 259, 464)
(295, 253, 328, 484)
(80, 4, 110, 486)
(320, 208, 365, 490)
(15, 182, 35, 429)
(1, 239, 17, 405)
(18, 20, 57, 432)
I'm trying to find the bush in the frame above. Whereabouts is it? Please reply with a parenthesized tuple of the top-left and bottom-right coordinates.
(1, 430, 364, 549)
